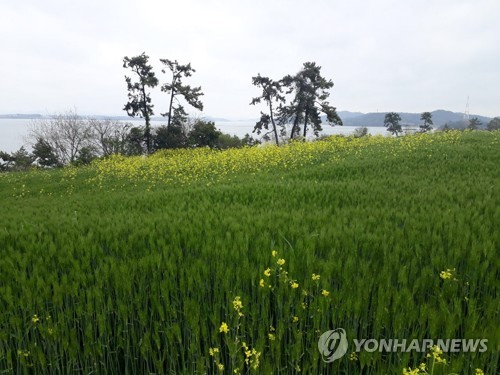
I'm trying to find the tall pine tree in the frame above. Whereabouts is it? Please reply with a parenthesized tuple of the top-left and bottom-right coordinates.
(123, 53, 159, 154)
(278, 62, 342, 139)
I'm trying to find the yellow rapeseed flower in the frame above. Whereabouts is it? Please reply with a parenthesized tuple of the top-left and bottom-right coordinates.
(259, 278, 265, 287)
(291, 281, 299, 289)
(268, 333, 276, 341)
(426, 345, 446, 364)
(209, 347, 219, 356)
(292, 316, 299, 323)
(475, 369, 484, 375)
(272, 250, 278, 257)
(321, 289, 330, 297)
(233, 296, 243, 311)
(264, 268, 271, 277)
(440, 268, 454, 280)
(277, 258, 285, 266)
(31, 314, 40, 324)
(252, 350, 261, 369)
(312, 273, 320, 281)
(219, 322, 229, 334)
(402, 367, 420, 375)
(218, 363, 224, 371)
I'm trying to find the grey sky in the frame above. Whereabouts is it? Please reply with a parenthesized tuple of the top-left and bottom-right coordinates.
(1, 0, 499, 119)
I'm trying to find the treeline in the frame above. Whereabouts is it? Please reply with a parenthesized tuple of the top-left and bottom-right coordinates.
(5, 50, 496, 171)
(383, 111, 434, 136)
(122, 53, 343, 148)
(1, 54, 346, 171)
(441, 117, 500, 131)
(381, 111, 500, 136)
(0, 111, 259, 171)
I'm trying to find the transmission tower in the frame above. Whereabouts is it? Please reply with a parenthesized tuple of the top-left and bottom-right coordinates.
(463, 96, 470, 123)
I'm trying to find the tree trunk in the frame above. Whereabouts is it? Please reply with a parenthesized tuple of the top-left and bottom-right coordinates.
(167, 78, 176, 131)
(290, 115, 300, 140)
(141, 84, 151, 154)
(269, 102, 279, 146)
(302, 110, 309, 139)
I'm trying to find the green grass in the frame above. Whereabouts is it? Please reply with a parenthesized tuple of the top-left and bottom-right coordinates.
(0, 131, 498, 374)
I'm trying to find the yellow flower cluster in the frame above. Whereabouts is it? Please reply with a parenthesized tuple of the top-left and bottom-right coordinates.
(233, 296, 243, 310)
(426, 345, 447, 364)
(402, 363, 425, 375)
(9, 130, 491, 199)
(89, 132, 466, 190)
(402, 367, 420, 375)
(261, 250, 330, 299)
(402, 341, 483, 375)
(233, 296, 244, 317)
(208, 347, 225, 372)
(219, 322, 229, 334)
(440, 268, 456, 280)
(242, 342, 261, 370)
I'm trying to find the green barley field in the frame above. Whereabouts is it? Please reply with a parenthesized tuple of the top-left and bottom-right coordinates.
(0, 131, 498, 374)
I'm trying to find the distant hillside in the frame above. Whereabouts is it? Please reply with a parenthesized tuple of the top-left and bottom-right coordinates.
(338, 110, 493, 128)
(337, 111, 365, 119)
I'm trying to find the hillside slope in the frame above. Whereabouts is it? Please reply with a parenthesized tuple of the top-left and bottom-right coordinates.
(0, 131, 498, 374)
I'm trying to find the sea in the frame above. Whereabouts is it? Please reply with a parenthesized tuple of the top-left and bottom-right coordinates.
(0, 118, 389, 154)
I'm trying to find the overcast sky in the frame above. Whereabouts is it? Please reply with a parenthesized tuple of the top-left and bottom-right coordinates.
(1, 0, 499, 119)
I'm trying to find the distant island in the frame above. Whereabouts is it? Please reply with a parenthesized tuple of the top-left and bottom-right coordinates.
(336, 110, 493, 128)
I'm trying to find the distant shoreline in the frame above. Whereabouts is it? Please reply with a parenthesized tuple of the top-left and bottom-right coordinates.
(0, 109, 495, 127)
(0, 114, 45, 120)
(0, 114, 234, 122)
